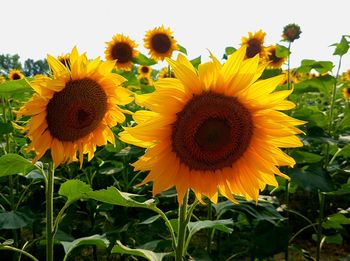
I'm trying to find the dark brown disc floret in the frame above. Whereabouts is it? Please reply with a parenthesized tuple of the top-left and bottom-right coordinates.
(46, 78, 107, 141)
(171, 92, 254, 171)
(141, 66, 150, 74)
(12, 73, 21, 80)
(151, 33, 171, 54)
(246, 39, 262, 58)
(111, 42, 133, 63)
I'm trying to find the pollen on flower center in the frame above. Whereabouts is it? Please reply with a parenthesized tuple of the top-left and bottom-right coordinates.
(111, 42, 133, 63)
(46, 78, 107, 142)
(151, 33, 171, 53)
(172, 92, 254, 171)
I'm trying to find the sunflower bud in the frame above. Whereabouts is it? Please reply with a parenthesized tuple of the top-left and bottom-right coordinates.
(282, 23, 302, 42)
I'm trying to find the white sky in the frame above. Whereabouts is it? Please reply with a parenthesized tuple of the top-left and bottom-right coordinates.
(1, 0, 350, 72)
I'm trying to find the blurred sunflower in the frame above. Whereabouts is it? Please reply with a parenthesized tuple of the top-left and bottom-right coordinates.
(144, 26, 178, 61)
(158, 67, 175, 79)
(138, 65, 152, 77)
(241, 30, 266, 59)
(105, 34, 139, 71)
(9, 69, 24, 80)
(120, 46, 304, 204)
(343, 87, 350, 100)
(342, 69, 350, 81)
(17, 47, 133, 167)
(282, 23, 302, 42)
(0, 74, 5, 84)
(57, 54, 71, 69)
(265, 45, 286, 68)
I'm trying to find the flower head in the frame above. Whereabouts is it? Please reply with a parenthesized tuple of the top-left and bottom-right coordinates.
(343, 87, 350, 100)
(144, 26, 178, 61)
(105, 34, 139, 71)
(9, 69, 24, 80)
(282, 23, 302, 42)
(265, 45, 287, 68)
(17, 47, 133, 167)
(120, 47, 304, 204)
(241, 30, 266, 59)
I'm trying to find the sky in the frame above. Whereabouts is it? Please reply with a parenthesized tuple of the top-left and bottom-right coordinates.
(1, 0, 350, 72)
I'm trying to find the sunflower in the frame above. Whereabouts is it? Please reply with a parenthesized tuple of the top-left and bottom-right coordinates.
(265, 45, 287, 69)
(9, 69, 25, 80)
(17, 47, 133, 167)
(158, 67, 175, 79)
(138, 66, 152, 77)
(241, 30, 266, 59)
(144, 26, 178, 61)
(282, 23, 302, 42)
(57, 54, 71, 69)
(119, 46, 304, 204)
(343, 87, 350, 100)
(105, 34, 139, 71)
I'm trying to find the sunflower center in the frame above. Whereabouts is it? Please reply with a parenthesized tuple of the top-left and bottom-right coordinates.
(246, 39, 262, 58)
(347, 88, 350, 95)
(12, 73, 21, 80)
(269, 50, 281, 63)
(111, 42, 133, 63)
(46, 78, 107, 141)
(141, 66, 149, 74)
(172, 92, 254, 171)
(151, 33, 171, 54)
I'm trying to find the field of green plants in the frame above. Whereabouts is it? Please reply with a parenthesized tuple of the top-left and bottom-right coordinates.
(0, 25, 349, 261)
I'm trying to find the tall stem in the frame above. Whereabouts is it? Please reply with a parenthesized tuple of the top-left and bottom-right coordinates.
(206, 201, 213, 254)
(328, 55, 342, 135)
(45, 162, 55, 261)
(175, 191, 189, 261)
(316, 192, 325, 261)
(287, 42, 292, 90)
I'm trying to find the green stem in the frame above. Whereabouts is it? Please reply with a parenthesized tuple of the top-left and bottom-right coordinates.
(175, 191, 189, 261)
(285, 179, 290, 261)
(316, 192, 325, 261)
(289, 223, 318, 244)
(153, 207, 177, 251)
(287, 42, 291, 90)
(0, 245, 39, 261)
(45, 162, 55, 261)
(328, 55, 342, 135)
(206, 201, 213, 254)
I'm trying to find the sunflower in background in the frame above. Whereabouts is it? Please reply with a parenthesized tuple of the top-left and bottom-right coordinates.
(0, 74, 5, 84)
(241, 30, 266, 59)
(120, 46, 304, 204)
(265, 45, 287, 69)
(158, 67, 175, 79)
(16, 47, 133, 167)
(138, 65, 152, 77)
(105, 34, 139, 71)
(144, 26, 178, 61)
(282, 23, 302, 42)
(57, 53, 71, 69)
(343, 87, 350, 100)
(9, 69, 25, 80)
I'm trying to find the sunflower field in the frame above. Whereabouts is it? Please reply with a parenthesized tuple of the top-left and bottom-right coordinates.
(0, 24, 349, 261)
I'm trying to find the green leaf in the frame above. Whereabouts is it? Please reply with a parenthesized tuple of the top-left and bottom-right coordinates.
(291, 151, 323, 164)
(225, 47, 236, 56)
(325, 183, 350, 196)
(287, 166, 335, 192)
(324, 234, 343, 245)
(322, 213, 350, 229)
(85, 186, 156, 209)
(119, 71, 139, 86)
(294, 75, 334, 95)
(0, 210, 33, 229)
(132, 53, 157, 66)
(111, 241, 170, 261)
(275, 44, 290, 58)
(58, 180, 92, 204)
(187, 219, 233, 242)
(0, 154, 34, 177)
(332, 36, 349, 56)
(61, 234, 109, 261)
(190, 56, 201, 69)
(177, 44, 187, 55)
(296, 60, 334, 74)
(0, 122, 13, 135)
(0, 79, 32, 97)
